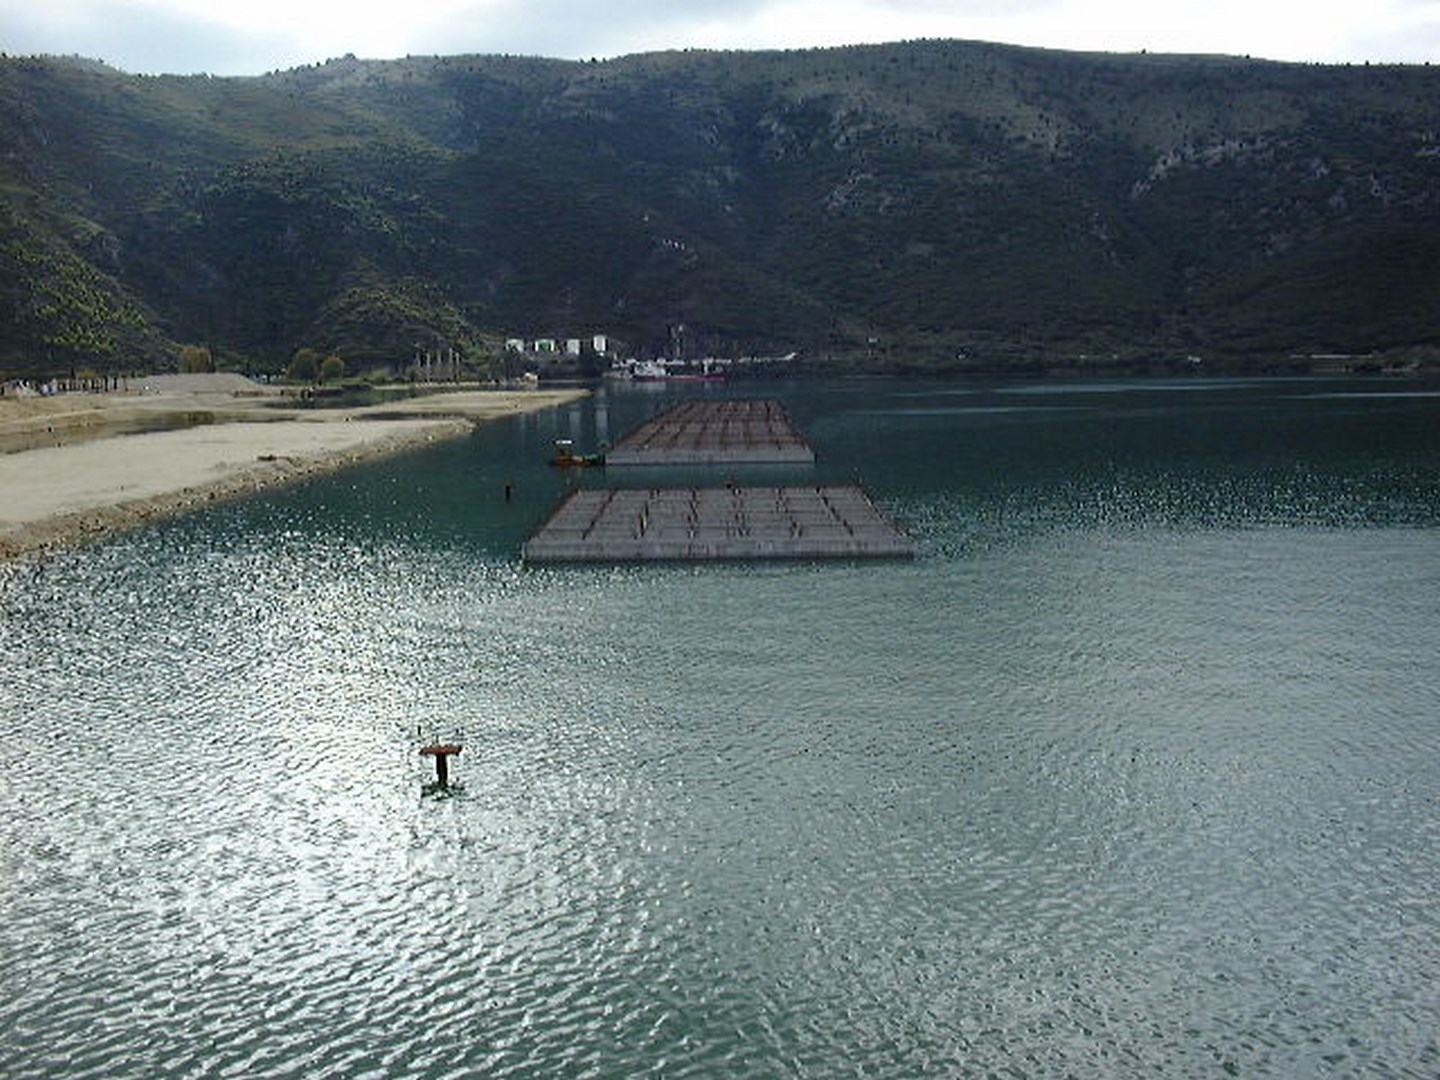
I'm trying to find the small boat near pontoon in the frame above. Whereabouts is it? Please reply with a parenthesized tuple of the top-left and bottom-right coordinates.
(550, 439, 606, 467)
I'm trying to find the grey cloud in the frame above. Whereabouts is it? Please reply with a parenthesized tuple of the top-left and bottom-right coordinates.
(1352, 20, 1440, 62)
(413, 0, 773, 59)
(412, 0, 1064, 61)
(3, 3, 309, 75)
(881, 0, 1056, 12)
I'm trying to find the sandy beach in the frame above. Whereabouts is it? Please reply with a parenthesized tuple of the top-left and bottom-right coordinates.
(0, 374, 588, 561)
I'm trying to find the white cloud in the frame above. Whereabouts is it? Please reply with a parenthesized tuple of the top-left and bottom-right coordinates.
(2, 0, 1435, 75)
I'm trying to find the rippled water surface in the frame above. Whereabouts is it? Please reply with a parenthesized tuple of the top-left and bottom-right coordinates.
(3, 377, 1439, 1078)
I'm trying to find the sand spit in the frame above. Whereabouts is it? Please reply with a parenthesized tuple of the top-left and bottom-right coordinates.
(0, 377, 588, 562)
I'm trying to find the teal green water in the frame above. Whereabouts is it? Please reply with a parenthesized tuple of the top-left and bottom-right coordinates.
(2, 378, 1438, 1077)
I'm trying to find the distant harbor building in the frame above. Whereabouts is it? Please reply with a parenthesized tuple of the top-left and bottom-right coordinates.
(501, 332, 618, 362)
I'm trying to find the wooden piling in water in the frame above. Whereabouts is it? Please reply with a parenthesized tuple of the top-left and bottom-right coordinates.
(420, 743, 463, 786)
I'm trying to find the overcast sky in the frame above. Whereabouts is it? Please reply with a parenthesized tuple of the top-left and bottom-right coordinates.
(4, 0, 1438, 76)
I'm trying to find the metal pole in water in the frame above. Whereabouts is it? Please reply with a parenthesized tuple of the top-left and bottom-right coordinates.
(420, 743, 463, 787)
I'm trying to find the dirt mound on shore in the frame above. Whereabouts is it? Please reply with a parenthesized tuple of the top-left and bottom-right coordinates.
(132, 373, 272, 395)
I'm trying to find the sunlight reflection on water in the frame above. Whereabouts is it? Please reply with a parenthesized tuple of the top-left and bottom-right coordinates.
(2, 377, 1439, 1078)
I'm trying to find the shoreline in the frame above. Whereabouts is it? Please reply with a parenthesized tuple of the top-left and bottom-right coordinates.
(0, 379, 589, 562)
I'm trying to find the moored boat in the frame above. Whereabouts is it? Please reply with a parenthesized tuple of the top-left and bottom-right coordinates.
(613, 359, 726, 382)
(550, 438, 605, 467)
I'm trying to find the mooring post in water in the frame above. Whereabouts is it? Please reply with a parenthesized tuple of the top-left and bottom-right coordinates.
(420, 743, 463, 787)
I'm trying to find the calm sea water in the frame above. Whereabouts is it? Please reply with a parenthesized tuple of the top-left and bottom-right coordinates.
(2, 377, 1438, 1078)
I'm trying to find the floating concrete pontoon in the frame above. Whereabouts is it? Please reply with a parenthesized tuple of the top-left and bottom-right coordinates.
(604, 399, 815, 465)
(523, 486, 914, 562)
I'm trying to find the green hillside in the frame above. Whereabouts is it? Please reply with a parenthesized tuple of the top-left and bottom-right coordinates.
(2, 43, 1438, 377)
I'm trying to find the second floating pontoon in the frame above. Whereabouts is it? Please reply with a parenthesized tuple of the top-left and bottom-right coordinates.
(604, 399, 815, 465)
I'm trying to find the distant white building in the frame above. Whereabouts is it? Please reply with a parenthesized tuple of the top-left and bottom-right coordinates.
(503, 333, 616, 359)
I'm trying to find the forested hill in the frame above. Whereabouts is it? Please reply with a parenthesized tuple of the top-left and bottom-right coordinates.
(3, 42, 1438, 377)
